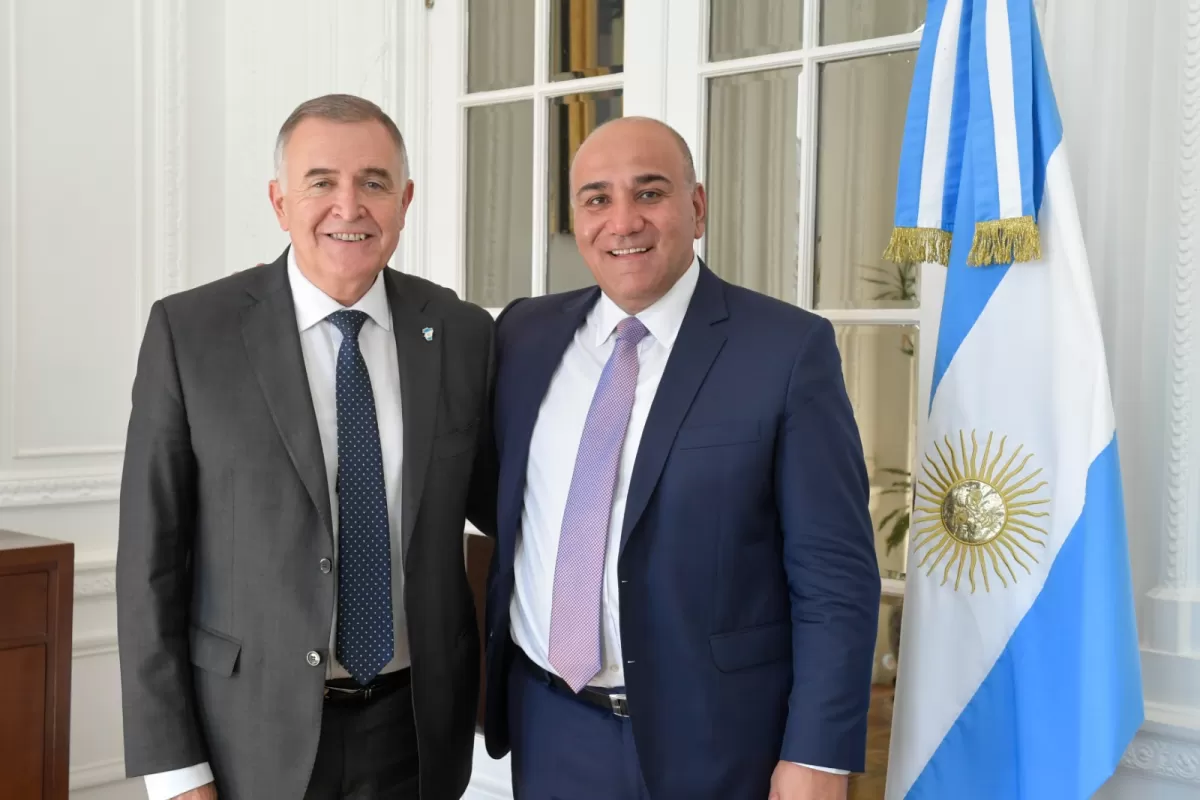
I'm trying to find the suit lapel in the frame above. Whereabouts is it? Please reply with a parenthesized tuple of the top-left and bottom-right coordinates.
(499, 289, 598, 544)
(384, 270, 441, 561)
(241, 255, 334, 539)
(620, 265, 728, 555)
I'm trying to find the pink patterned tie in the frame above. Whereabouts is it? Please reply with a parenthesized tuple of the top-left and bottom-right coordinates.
(548, 316, 649, 692)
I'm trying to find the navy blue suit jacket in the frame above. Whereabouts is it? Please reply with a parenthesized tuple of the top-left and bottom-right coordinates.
(483, 263, 881, 798)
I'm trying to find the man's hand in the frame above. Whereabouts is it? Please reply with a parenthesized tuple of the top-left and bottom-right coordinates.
(768, 762, 848, 800)
(172, 784, 217, 800)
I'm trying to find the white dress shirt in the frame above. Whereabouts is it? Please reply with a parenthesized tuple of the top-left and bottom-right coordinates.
(144, 251, 409, 799)
(508, 255, 845, 777)
(510, 257, 699, 688)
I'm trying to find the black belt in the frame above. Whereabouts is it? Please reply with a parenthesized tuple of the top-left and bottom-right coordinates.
(517, 649, 630, 718)
(323, 667, 411, 704)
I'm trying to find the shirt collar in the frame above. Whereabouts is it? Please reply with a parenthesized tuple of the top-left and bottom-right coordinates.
(592, 253, 699, 349)
(287, 248, 392, 333)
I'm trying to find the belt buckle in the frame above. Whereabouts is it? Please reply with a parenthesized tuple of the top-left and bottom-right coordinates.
(608, 693, 629, 718)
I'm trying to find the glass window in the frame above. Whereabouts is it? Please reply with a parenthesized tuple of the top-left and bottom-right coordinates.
(814, 51, 918, 310)
(709, 0, 804, 62)
(835, 323, 919, 577)
(705, 67, 802, 303)
(550, 0, 625, 81)
(467, 0, 536, 92)
(547, 90, 623, 293)
(465, 101, 534, 307)
(820, 0, 925, 47)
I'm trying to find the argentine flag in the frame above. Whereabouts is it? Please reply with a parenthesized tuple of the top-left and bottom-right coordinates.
(883, 0, 1144, 797)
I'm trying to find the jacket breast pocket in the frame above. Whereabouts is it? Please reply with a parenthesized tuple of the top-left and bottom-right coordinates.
(676, 421, 761, 451)
(189, 624, 242, 677)
(709, 621, 789, 673)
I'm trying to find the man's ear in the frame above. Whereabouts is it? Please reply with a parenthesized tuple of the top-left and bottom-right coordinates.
(269, 179, 289, 231)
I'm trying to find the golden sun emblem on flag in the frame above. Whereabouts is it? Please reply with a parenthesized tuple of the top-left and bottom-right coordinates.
(912, 431, 1050, 593)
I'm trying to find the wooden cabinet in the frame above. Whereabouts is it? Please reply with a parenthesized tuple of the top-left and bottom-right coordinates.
(0, 530, 74, 800)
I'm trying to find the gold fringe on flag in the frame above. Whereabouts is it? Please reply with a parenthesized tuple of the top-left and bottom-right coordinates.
(883, 227, 953, 267)
(966, 215, 1042, 266)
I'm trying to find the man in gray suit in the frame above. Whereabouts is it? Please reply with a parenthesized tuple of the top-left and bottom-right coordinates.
(116, 94, 496, 800)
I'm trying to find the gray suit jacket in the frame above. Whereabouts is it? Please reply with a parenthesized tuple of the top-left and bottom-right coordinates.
(116, 250, 497, 800)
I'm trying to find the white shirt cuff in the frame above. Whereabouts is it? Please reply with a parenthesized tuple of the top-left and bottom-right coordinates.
(143, 762, 214, 800)
(791, 761, 850, 775)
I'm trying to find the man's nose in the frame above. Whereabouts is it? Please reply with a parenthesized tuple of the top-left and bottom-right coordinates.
(607, 199, 644, 237)
(331, 184, 363, 219)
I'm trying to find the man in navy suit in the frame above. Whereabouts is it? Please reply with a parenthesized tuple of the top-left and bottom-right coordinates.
(483, 116, 881, 800)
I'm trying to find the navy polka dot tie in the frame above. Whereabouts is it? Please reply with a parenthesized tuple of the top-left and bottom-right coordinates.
(327, 309, 394, 685)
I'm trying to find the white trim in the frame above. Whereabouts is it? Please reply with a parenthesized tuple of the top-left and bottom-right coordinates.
(529, 0, 550, 298)
(401, 0, 430, 280)
(0, 470, 120, 507)
(817, 308, 922, 326)
(70, 758, 130, 792)
(696, 32, 921, 80)
(460, 73, 624, 107)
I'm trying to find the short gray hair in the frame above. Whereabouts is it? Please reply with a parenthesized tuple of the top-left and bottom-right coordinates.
(274, 93, 410, 185)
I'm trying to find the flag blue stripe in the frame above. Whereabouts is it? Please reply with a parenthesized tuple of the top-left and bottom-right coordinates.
(905, 436, 1144, 799)
(941, 1, 974, 231)
(1029, 11, 1061, 212)
(929, 14, 1064, 404)
(1008, 0, 1036, 218)
(893, 0, 952, 228)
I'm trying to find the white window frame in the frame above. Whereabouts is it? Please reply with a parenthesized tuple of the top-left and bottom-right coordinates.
(415, 0, 941, 595)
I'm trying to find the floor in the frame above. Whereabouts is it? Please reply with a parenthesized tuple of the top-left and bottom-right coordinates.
(848, 684, 895, 800)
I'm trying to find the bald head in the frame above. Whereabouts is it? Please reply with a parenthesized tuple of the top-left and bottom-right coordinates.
(567, 115, 707, 315)
(570, 116, 697, 191)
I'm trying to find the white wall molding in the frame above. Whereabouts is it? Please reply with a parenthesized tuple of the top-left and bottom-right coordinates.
(1120, 706, 1200, 787)
(76, 555, 117, 598)
(74, 632, 119, 659)
(0, 471, 120, 508)
(155, 0, 187, 299)
(70, 757, 129, 792)
(1161, 0, 1200, 593)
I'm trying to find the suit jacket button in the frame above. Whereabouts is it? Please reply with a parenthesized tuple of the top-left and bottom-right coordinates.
(319, 558, 332, 574)
(306, 650, 322, 667)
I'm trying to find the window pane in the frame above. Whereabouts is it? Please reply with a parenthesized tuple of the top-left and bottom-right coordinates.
(821, 0, 925, 46)
(547, 90, 623, 293)
(705, 67, 801, 304)
(814, 52, 918, 310)
(466, 102, 533, 307)
(550, 0, 625, 81)
(834, 324, 918, 577)
(468, 0, 536, 92)
(709, 0, 803, 62)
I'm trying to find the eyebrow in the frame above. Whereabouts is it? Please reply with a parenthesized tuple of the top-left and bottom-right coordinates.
(302, 167, 394, 182)
(575, 172, 674, 198)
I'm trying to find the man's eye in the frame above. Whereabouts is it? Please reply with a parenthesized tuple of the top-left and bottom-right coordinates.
(586, 196, 608, 206)
(365, 181, 385, 191)
(312, 180, 331, 189)
(640, 190, 661, 200)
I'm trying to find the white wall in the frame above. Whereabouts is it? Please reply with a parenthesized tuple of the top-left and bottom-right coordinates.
(0, 0, 410, 796)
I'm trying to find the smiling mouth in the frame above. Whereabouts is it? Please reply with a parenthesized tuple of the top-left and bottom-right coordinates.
(326, 233, 371, 242)
(609, 246, 651, 257)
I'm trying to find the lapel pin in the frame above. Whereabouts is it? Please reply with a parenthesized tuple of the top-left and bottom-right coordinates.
(422, 326, 434, 342)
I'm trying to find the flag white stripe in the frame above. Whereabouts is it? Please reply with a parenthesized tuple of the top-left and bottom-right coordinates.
(918, 0, 966, 229)
(987, 0, 1023, 219)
